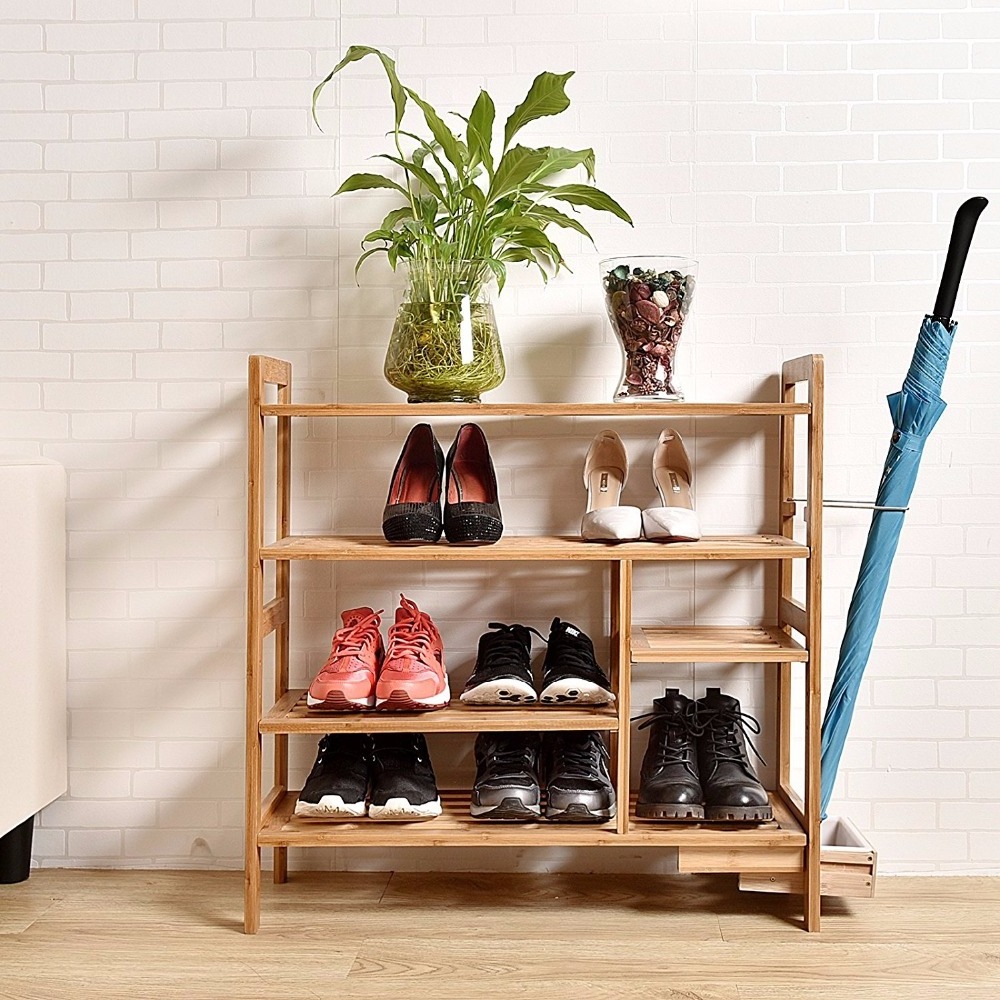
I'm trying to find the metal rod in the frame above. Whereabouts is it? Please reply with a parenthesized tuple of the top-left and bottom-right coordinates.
(789, 498, 910, 512)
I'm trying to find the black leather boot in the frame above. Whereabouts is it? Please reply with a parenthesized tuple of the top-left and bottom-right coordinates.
(696, 687, 772, 822)
(636, 688, 704, 820)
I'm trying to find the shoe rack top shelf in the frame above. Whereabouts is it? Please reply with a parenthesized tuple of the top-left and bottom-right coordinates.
(260, 534, 807, 562)
(261, 401, 810, 418)
(261, 690, 619, 735)
(259, 790, 806, 852)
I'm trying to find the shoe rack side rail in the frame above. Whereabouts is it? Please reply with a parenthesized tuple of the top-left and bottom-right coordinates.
(773, 354, 824, 932)
(246, 356, 292, 935)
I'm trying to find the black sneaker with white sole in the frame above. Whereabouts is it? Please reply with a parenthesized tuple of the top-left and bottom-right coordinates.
(461, 622, 543, 705)
(471, 732, 542, 821)
(542, 731, 616, 822)
(368, 733, 442, 821)
(294, 734, 370, 819)
(539, 618, 615, 706)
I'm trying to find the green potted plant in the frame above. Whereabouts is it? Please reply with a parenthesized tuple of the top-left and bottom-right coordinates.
(313, 46, 633, 402)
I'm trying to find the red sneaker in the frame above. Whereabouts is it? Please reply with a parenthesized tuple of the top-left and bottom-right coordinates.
(307, 607, 384, 711)
(376, 595, 450, 711)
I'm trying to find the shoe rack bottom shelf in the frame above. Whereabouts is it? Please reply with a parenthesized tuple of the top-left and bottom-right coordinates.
(260, 791, 805, 871)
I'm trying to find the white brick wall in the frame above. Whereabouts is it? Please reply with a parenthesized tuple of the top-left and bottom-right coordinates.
(1, 1, 998, 875)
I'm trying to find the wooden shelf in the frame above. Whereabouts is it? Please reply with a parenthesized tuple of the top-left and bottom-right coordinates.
(259, 790, 805, 853)
(261, 690, 619, 734)
(631, 625, 808, 663)
(261, 402, 810, 418)
(260, 534, 808, 562)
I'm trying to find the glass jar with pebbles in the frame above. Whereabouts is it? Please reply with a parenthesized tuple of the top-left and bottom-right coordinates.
(601, 256, 697, 401)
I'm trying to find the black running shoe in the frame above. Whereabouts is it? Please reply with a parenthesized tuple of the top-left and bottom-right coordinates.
(471, 732, 542, 820)
(294, 734, 370, 819)
(461, 622, 543, 705)
(369, 733, 442, 821)
(542, 731, 616, 822)
(539, 618, 615, 706)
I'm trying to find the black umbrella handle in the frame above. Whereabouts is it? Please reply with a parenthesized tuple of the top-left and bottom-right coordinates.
(932, 196, 988, 325)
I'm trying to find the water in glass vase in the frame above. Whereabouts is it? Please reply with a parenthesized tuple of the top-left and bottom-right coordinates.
(385, 261, 505, 404)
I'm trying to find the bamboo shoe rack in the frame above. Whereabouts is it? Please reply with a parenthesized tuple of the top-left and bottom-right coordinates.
(245, 354, 825, 933)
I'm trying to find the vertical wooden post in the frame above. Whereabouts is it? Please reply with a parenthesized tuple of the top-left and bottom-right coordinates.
(610, 559, 632, 835)
(272, 374, 292, 886)
(245, 355, 292, 934)
(245, 356, 265, 935)
(803, 356, 825, 932)
(776, 376, 797, 795)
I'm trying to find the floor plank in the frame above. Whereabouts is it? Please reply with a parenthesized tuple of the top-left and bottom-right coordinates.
(0, 870, 996, 1000)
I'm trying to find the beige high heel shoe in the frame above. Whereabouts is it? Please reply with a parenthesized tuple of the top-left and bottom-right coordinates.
(581, 430, 642, 542)
(642, 428, 702, 542)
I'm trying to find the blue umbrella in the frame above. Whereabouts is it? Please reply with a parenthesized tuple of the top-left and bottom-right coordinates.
(820, 197, 988, 816)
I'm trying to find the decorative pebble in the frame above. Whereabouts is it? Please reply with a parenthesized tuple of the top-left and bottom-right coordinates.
(602, 261, 696, 399)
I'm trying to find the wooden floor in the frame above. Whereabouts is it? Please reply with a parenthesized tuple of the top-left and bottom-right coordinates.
(1, 870, 998, 999)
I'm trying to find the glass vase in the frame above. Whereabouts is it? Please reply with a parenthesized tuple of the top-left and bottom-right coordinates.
(384, 260, 505, 403)
(601, 255, 698, 402)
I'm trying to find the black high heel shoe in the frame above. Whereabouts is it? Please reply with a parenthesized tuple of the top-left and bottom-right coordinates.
(382, 424, 445, 544)
(444, 423, 503, 545)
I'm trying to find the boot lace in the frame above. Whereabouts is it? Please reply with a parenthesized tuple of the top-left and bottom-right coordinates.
(633, 702, 699, 770)
(323, 610, 383, 668)
(693, 705, 767, 770)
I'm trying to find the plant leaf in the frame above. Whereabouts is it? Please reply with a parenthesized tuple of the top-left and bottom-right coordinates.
(335, 172, 409, 197)
(404, 87, 465, 176)
(483, 257, 507, 292)
(460, 182, 487, 214)
(534, 146, 596, 182)
(380, 205, 414, 231)
(503, 70, 574, 149)
(354, 244, 388, 279)
(373, 154, 444, 203)
(313, 45, 406, 131)
(542, 183, 634, 224)
(467, 90, 496, 176)
(520, 204, 596, 245)
(489, 145, 549, 201)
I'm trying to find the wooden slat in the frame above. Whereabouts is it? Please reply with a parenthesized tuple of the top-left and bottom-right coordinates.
(778, 781, 806, 827)
(679, 847, 803, 873)
(259, 790, 805, 849)
(260, 691, 618, 734)
(739, 863, 876, 897)
(630, 625, 807, 663)
(261, 401, 810, 418)
(260, 784, 285, 823)
(778, 596, 808, 637)
(259, 596, 288, 638)
(260, 534, 809, 562)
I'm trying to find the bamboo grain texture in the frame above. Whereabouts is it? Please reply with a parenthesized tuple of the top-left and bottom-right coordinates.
(259, 533, 809, 562)
(260, 691, 619, 734)
(260, 401, 811, 417)
(257, 790, 805, 851)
